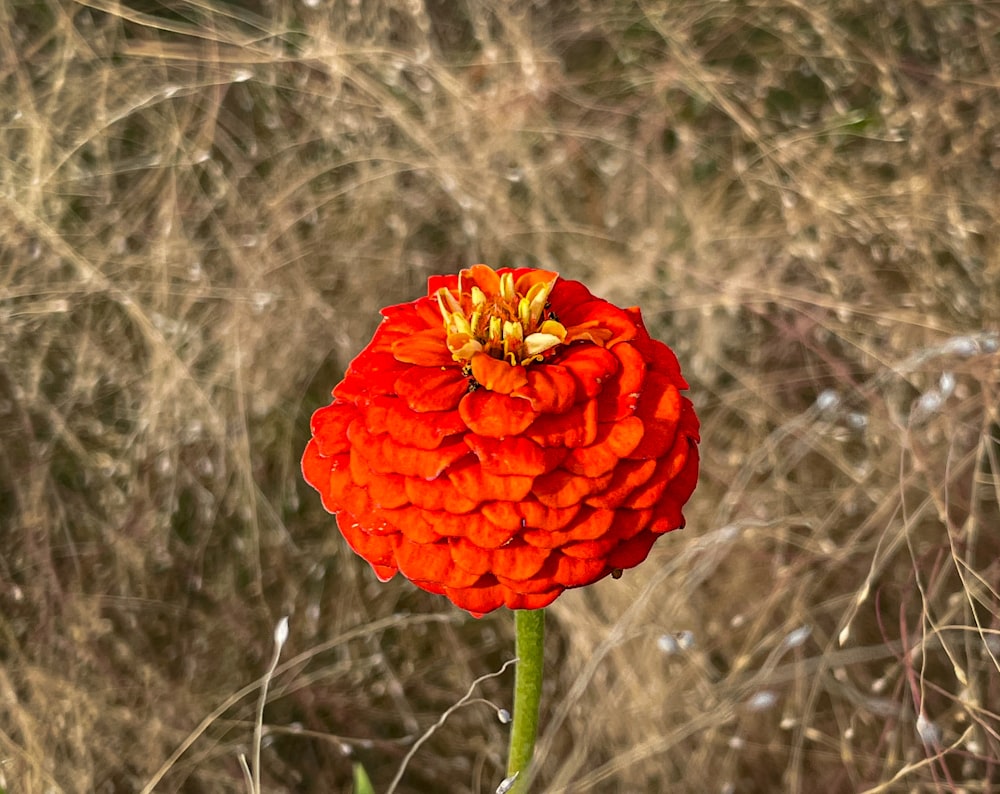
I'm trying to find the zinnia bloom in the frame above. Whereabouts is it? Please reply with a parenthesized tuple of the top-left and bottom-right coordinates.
(303, 265, 699, 616)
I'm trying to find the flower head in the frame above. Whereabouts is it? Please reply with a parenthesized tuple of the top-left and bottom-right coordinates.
(302, 265, 699, 616)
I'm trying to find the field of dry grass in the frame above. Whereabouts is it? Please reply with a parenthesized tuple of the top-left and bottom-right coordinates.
(2, 1, 999, 792)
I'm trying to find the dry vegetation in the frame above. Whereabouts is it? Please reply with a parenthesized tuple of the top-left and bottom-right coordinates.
(2, 0, 999, 791)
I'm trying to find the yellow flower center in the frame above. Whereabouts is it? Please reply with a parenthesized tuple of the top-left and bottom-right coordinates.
(435, 265, 568, 366)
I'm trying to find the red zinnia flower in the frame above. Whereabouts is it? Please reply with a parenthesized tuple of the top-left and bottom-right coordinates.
(303, 265, 699, 616)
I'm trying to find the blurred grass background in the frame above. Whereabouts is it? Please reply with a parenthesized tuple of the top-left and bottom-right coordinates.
(2, 0, 999, 791)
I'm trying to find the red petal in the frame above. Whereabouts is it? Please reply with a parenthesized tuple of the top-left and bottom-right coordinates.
(491, 541, 550, 581)
(557, 346, 619, 398)
(648, 440, 700, 534)
(532, 468, 614, 509)
(636, 336, 688, 389)
(449, 536, 493, 576)
(422, 509, 517, 548)
(348, 452, 409, 508)
(448, 460, 534, 503)
(596, 342, 647, 422)
(606, 530, 657, 570)
(381, 506, 442, 544)
(551, 553, 607, 587)
(559, 299, 638, 346)
(561, 509, 649, 559)
(334, 339, 405, 401)
(471, 354, 528, 394)
(368, 396, 466, 450)
(378, 298, 441, 337)
(301, 439, 347, 504)
(525, 398, 598, 449)
(464, 263, 502, 294)
(584, 458, 657, 509)
(628, 371, 681, 460)
(310, 402, 354, 457)
(370, 475, 411, 510)
(478, 500, 524, 530)
(396, 536, 481, 588)
(495, 571, 561, 595)
(442, 579, 505, 616)
(513, 268, 558, 296)
(548, 278, 594, 310)
(563, 416, 644, 477)
(395, 366, 469, 412)
(478, 498, 584, 532)
(337, 511, 399, 570)
(404, 477, 478, 513)
(516, 500, 581, 531)
(459, 389, 537, 437)
(392, 328, 453, 367)
(426, 273, 459, 295)
(521, 506, 615, 548)
(512, 364, 578, 413)
(680, 396, 701, 443)
(627, 418, 697, 509)
(464, 434, 555, 476)
(414, 579, 445, 595)
(350, 422, 470, 479)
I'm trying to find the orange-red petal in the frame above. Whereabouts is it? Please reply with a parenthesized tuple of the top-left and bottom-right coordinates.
(396, 537, 481, 589)
(525, 398, 598, 448)
(584, 458, 658, 509)
(648, 439, 700, 534)
(470, 353, 529, 394)
(521, 506, 615, 547)
(561, 509, 649, 559)
(369, 396, 466, 450)
(349, 452, 409, 509)
(423, 508, 518, 548)
(404, 476, 478, 513)
(350, 422, 470, 479)
(447, 461, 535, 504)
(391, 328, 454, 367)
(596, 342, 647, 421)
(533, 468, 614, 509)
(563, 416, 644, 477)
(395, 366, 469, 412)
(628, 371, 681, 460)
(450, 536, 493, 576)
(459, 389, 537, 437)
(558, 346, 619, 398)
(606, 530, 658, 570)
(491, 541, 550, 581)
(381, 505, 442, 544)
(464, 434, 555, 476)
(637, 335, 688, 389)
(512, 364, 578, 413)
(551, 553, 607, 587)
(337, 511, 399, 569)
(626, 424, 696, 509)
(309, 403, 354, 457)
(516, 500, 581, 531)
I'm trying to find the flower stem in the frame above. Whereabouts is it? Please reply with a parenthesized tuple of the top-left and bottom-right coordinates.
(506, 608, 545, 792)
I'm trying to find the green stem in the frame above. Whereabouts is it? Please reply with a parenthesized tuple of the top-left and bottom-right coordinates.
(506, 608, 545, 793)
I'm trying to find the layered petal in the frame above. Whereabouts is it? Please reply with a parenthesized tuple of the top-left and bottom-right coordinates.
(459, 389, 537, 437)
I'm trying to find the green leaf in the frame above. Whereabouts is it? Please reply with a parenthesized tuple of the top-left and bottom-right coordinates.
(353, 762, 376, 794)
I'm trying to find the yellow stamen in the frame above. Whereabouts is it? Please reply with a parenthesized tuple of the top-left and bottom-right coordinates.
(435, 265, 568, 367)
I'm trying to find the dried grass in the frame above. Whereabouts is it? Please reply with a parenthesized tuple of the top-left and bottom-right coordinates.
(1, 1, 998, 792)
